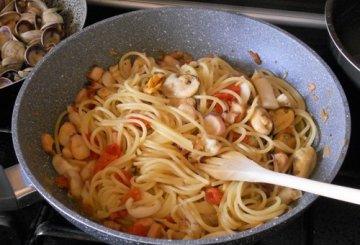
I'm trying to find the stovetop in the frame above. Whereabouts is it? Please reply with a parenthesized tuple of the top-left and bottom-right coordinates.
(1, 1, 360, 245)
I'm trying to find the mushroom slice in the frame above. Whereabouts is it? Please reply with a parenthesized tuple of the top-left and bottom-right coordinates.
(270, 107, 295, 134)
(250, 107, 273, 135)
(161, 73, 200, 98)
(252, 72, 279, 110)
(24, 42, 47, 66)
(292, 146, 317, 178)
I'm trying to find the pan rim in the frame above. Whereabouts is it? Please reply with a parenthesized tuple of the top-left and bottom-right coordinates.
(325, 0, 360, 72)
(12, 6, 351, 244)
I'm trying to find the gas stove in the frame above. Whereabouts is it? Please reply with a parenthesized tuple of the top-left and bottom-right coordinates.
(1, 1, 360, 244)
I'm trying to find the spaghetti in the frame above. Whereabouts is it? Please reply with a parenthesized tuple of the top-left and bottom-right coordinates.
(41, 51, 317, 239)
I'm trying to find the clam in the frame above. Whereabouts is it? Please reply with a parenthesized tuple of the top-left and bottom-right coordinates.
(26, 0, 48, 16)
(0, 76, 12, 87)
(41, 23, 64, 49)
(17, 66, 32, 78)
(14, 0, 26, 13)
(15, 18, 42, 43)
(41, 8, 63, 30)
(1, 39, 25, 62)
(0, 0, 15, 14)
(24, 42, 46, 66)
(0, 11, 20, 33)
(0, 25, 12, 48)
(18, 12, 42, 30)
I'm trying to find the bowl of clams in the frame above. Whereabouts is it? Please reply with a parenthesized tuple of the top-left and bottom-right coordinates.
(0, 0, 87, 89)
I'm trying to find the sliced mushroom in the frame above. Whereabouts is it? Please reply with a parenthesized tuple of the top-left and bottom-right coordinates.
(292, 146, 317, 178)
(270, 107, 295, 134)
(252, 72, 279, 110)
(161, 73, 200, 98)
(250, 107, 273, 135)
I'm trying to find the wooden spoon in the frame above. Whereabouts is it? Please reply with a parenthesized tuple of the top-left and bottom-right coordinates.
(197, 154, 360, 205)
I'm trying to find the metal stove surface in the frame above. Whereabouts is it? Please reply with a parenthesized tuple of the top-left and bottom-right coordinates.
(1, 1, 360, 245)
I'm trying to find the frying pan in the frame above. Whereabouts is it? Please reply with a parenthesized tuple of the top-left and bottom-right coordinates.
(325, 0, 360, 88)
(2, 7, 350, 244)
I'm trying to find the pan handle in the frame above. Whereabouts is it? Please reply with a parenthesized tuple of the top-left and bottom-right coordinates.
(0, 164, 41, 211)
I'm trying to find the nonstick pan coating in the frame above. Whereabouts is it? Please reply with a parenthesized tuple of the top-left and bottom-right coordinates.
(12, 7, 350, 244)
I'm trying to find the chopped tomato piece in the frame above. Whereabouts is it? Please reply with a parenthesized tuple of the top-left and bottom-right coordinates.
(122, 187, 142, 202)
(214, 92, 235, 101)
(94, 143, 122, 173)
(214, 103, 224, 113)
(231, 133, 250, 144)
(109, 209, 128, 220)
(127, 224, 149, 237)
(55, 175, 69, 189)
(211, 85, 240, 113)
(105, 143, 122, 156)
(225, 84, 241, 93)
(205, 187, 223, 205)
(89, 150, 100, 160)
(242, 135, 250, 144)
(115, 170, 133, 187)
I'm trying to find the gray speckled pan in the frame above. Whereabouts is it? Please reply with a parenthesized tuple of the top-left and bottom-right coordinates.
(12, 7, 350, 245)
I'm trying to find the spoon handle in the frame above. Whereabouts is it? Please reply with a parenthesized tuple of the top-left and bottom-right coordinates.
(255, 170, 360, 205)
